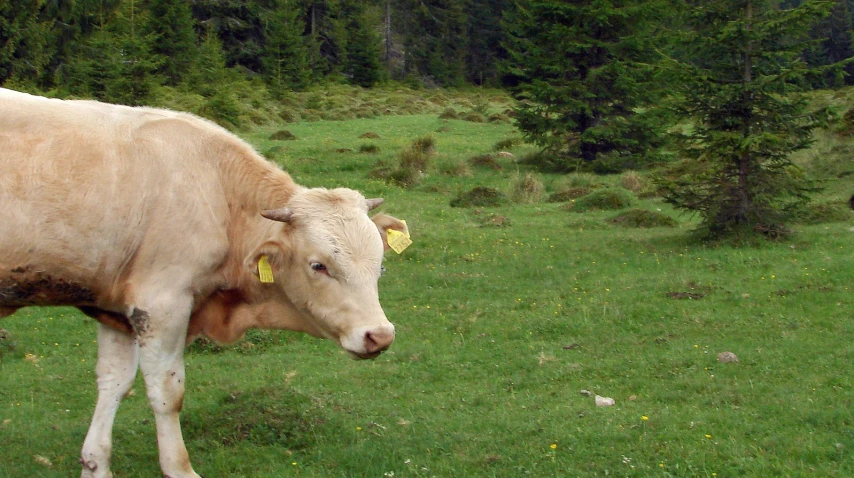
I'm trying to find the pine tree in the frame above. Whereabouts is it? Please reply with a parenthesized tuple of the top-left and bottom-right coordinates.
(502, 0, 669, 171)
(261, 0, 310, 91)
(144, 0, 198, 85)
(345, 4, 384, 87)
(0, 1, 52, 85)
(658, 0, 836, 240)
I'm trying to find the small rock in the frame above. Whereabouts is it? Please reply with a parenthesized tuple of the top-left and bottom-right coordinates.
(580, 389, 592, 396)
(595, 395, 615, 407)
(496, 151, 515, 159)
(33, 455, 53, 468)
(717, 352, 739, 363)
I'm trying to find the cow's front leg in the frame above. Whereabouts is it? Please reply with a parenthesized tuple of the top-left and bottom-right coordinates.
(134, 298, 201, 478)
(80, 324, 139, 478)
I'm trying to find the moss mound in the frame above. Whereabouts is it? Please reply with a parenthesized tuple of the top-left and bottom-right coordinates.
(547, 187, 593, 203)
(450, 187, 509, 208)
(608, 209, 678, 228)
(563, 187, 636, 212)
(269, 130, 297, 141)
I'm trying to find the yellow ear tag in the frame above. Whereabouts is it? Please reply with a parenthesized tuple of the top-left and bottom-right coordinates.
(386, 221, 412, 254)
(258, 255, 275, 283)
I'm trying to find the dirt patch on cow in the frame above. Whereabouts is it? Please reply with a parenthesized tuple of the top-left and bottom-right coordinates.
(182, 386, 336, 450)
(129, 309, 150, 335)
(0, 268, 95, 307)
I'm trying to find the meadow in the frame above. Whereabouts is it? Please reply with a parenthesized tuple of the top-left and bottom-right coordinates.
(0, 88, 852, 477)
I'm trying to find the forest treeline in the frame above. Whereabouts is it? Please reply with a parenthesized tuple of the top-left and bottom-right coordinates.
(3, 0, 854, 103)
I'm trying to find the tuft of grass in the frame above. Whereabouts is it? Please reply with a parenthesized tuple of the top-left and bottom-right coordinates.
(461, 112, 487, 123)
(563, 187, 636, 212)
(793, 199, 854, 224)
(358, 144, 380, 154)
(607, 208, 678, 228)
(440, 160, 472, 177)
(439, 108, 459, 120)
(269, 130, 297, 141)
(547, 187, 593, 203)
(494, 137, 523, 150)
(510, 172, 545, 204)
(359, 131, 381, 139)
(468, 154, 502, 170)
(183, 386, 331, 449)
(450, 187, 509, 207)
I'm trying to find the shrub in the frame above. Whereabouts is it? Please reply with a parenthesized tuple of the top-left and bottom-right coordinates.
(510, 173, 545, 204)
(607, 209, 677, 228)
(563, 187, 636, 212)
(488, 113, 511, 123)
(619, 171, 647, 193)
(450, 187, 509, 208)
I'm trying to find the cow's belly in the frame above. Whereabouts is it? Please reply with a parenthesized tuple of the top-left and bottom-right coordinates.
(0, 266, 97, 307)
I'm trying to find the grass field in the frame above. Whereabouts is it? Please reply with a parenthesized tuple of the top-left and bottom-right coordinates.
(1, 90, 853, 477)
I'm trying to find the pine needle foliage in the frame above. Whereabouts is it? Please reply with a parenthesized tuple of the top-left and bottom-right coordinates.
(502, 0, 670, 170)
(657, 0, 838, 240)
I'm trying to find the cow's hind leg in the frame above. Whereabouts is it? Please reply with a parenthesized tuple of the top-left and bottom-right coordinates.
(80, 324, 139, 478)
(133, 296, 201, 478)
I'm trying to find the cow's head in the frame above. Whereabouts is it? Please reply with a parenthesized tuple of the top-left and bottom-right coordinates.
(248, 188, 406, 359)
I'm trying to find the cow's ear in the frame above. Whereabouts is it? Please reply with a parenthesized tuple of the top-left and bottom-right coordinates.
(245, 241, 288, 281)
(371, 213, 409, 252)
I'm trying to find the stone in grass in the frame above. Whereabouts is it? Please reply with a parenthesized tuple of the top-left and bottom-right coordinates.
(717, 352, 739, 363)
(595, 395, 616, 407)
(269, 130, 297, 141)
(450, 187, 509, 208)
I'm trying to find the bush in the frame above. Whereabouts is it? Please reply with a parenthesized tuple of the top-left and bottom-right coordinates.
(563, 187, 636, 212)
(450, 187, 509, 207)
(510, 173, 545, 204)
(608, 209, 677, 228)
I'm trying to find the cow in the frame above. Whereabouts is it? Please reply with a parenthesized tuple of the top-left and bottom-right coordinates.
(0, 88, 409, 478)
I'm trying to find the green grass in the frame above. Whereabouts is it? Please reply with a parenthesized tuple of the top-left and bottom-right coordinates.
(1, 91, 853, 477)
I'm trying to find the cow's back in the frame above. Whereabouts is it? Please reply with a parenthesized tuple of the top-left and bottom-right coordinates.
(0, 89, 231, 309)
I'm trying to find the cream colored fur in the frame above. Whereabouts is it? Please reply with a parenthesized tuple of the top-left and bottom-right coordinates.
(0, 88, 409, 478)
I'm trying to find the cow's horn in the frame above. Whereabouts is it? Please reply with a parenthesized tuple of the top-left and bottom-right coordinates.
(261, 208, 294, 223)
(366, 198, 384, 210)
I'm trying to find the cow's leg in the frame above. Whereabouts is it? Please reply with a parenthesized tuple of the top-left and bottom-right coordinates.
(80, 324, 139, 478)
(134, 296, 201, 478)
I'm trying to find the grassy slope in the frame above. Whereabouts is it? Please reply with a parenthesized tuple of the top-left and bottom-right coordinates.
(0, 91, 852, 477)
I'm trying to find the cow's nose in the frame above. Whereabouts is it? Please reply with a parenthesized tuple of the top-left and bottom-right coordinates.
(364, 327, 395, 355)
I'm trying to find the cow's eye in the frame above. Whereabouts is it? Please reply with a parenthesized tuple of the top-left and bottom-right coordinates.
(310, 262, 327, 273)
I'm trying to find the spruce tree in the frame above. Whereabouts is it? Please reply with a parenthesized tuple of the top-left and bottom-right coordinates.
(502, 0, 668, 171)
(658, 0, 836, 239)
(345, 4, 384, 87)
(261, 0, 310, 91)
(144, 0, 198, 85)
